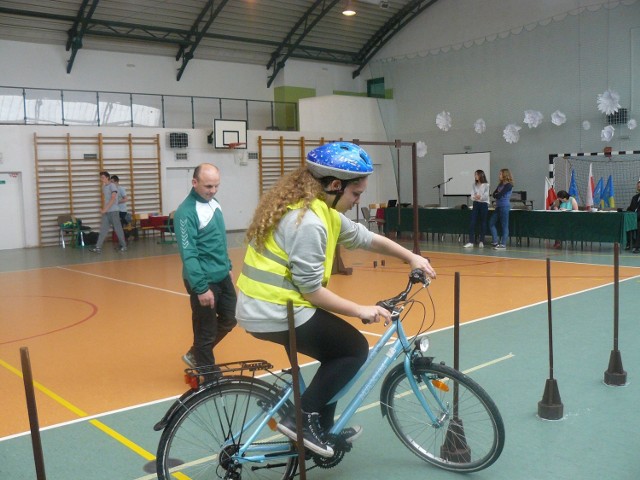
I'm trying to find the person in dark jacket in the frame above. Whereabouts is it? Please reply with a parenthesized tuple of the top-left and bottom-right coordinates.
(626, 180, 640, 253)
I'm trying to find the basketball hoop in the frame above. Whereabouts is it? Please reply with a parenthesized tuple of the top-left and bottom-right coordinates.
(228, 142, 248, 166)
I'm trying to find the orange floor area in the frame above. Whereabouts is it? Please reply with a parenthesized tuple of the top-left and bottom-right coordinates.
(0, 247, 636, 438)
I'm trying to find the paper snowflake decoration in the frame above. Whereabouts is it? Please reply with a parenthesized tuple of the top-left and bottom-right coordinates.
(503, 124, 521, 144)
(474, 118, 486, 134)
(628, 119, 637, 130)
(582, 121, 591, 131)
(523, 110, 544, 128)
(551, 110, 566, 126)
(597, 89, 620, 116)
(436, 111, 452, 131)
(416, 141, 427, 158)
(601, 125, 615, 142)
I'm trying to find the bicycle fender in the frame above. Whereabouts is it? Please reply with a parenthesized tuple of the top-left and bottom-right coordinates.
(379, 357, 434, 418)
(153, 376, 279, 431)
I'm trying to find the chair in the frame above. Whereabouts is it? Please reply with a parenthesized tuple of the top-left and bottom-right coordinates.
(56, 214, 91, 248)
(155, 211, 177, 244)
(361, 206, 377, 230)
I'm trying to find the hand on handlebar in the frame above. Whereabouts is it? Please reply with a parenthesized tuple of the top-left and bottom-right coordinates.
(409, 253, 436, 279)
(359, 304, 392, 325)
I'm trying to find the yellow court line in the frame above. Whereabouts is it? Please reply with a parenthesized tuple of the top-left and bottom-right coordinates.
(0, 357, 157, 461)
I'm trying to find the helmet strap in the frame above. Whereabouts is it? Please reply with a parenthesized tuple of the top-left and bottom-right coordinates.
(323, 179, 347, 209)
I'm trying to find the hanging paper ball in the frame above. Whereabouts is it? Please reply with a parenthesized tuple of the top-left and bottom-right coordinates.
(436, 111, 452, 131)
(416, 141, 427, 158)
(523, 110, 544, 128)
(582, 121, 591, 130)
(628, 119, 637, 130)
(601, 125, 615, 142)
(551, 110, 566, 126)
(503, 124, 521, 144)
(474, 118, 486, 134)
(597, 89, 621, 116)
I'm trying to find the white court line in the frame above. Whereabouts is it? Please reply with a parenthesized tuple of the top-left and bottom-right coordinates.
(56, 266, 188, 296)
(359, 272, 640, 340)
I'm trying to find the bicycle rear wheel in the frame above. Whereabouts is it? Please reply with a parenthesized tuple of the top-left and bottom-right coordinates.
(381, 360, 504, 473)
(156, 379, 298, 479)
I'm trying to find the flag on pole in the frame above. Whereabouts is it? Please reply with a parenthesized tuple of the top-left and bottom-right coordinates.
(603, 174, 615, 208)
(568, 169, 581, 204)
(585, 163, 594, 210)
(545, 177, 557, 209)
(593, 177, 604, 208)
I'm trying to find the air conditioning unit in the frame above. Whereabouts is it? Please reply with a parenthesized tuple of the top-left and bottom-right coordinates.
(606, 108, 628, 125)
(168, 132, 189, 148)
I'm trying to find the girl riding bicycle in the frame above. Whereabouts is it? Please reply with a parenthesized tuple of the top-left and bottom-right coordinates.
(235, 142, 436, 457)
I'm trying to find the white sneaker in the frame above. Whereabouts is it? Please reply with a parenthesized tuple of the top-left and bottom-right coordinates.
(463, 243, 473, 248)
(478, 242, 484, 248)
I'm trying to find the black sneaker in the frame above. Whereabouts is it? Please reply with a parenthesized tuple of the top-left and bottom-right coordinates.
(277, 412, 334, 457)
(182, 349, 197, 368)
(88, 247, 101, 254)
(340, 425, 363, 444)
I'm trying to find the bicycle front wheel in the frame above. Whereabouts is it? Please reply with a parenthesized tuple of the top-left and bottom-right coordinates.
(156, 379, 298, 480)
(381, 360, 505, 473)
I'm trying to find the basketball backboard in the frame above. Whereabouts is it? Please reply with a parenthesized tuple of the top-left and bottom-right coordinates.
(213, 119, 247, 149)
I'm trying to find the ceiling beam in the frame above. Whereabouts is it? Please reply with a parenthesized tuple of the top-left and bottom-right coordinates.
(176, 0, 229, 81)
(66, 0, 101, 73)
(351, 0, 440, 79)
(266, 0, 341, 87)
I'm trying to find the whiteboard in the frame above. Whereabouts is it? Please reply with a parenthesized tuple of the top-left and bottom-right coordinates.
(443, 152, 491, 196)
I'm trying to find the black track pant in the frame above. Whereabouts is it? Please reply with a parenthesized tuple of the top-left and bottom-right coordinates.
(251, 308, 369, 427)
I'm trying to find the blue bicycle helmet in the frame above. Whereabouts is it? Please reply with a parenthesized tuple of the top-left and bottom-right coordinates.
(306, 142, 373, 180)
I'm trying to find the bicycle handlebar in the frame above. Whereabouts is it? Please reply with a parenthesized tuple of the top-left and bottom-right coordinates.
(362, 269, 430, 324)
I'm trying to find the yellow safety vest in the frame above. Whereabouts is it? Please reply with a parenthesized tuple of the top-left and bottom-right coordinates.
(237, 198, 341, 307)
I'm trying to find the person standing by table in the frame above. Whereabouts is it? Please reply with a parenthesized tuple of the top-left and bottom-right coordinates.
(489, 168, 514, 250)
(89, 171, 127, 253)
(626, 180, 640, 253)
(463, 169, 490, 249)
(551, 190, 579, 248)
(175, 163, 237, 371)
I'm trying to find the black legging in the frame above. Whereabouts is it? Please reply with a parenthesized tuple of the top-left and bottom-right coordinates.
(251, 308, 369, 426)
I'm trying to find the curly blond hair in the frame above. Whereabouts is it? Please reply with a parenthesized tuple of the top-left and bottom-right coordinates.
(245, 167, 324, 251)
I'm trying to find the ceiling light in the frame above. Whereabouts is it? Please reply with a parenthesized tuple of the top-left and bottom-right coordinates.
(342, 0, 356, 16)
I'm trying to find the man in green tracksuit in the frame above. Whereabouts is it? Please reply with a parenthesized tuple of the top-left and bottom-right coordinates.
(175, 163, 237, 370)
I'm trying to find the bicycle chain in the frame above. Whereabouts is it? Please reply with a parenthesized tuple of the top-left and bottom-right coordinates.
(311, 434, 351, 469)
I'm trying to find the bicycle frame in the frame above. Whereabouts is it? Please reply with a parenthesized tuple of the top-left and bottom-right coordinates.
(233, 311, 443, 463)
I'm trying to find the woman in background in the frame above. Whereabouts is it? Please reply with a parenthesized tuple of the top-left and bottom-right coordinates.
(463, 169, 489, 249)
(489, 168, 514, 250)
(551, 190, 579, 248)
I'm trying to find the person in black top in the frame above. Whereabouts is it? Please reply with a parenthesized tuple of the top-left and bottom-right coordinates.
(626, 180, 640, 253)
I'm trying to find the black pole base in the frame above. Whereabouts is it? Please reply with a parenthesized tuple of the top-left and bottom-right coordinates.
(604, 349, 627, 386)
(537, 378, 563, 420)
(440, 417, 471, 463)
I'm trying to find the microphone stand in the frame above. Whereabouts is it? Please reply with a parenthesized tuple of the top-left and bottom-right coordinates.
(432, 178, 453, 207)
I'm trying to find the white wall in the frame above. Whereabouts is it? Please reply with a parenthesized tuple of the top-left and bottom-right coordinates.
(0, 39, 274, 100)
(0, 95, 393, 249)
(370, 0, 640, 209)
(300, 95, 398, 207)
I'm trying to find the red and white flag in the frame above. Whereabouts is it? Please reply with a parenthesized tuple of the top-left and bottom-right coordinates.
(545, 177, 557, 210)
(585, 163, 595, 210)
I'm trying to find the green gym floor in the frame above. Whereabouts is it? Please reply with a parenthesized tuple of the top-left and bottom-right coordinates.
(1, 232, 639, 480)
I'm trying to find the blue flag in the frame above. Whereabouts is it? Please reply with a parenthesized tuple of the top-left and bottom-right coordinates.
(568, 169, 580, 204)
(593, 177, 604, 207)
(603, 174, 615, 208)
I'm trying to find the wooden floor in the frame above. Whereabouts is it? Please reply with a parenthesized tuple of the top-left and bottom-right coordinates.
(1, 234, 640, 479)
